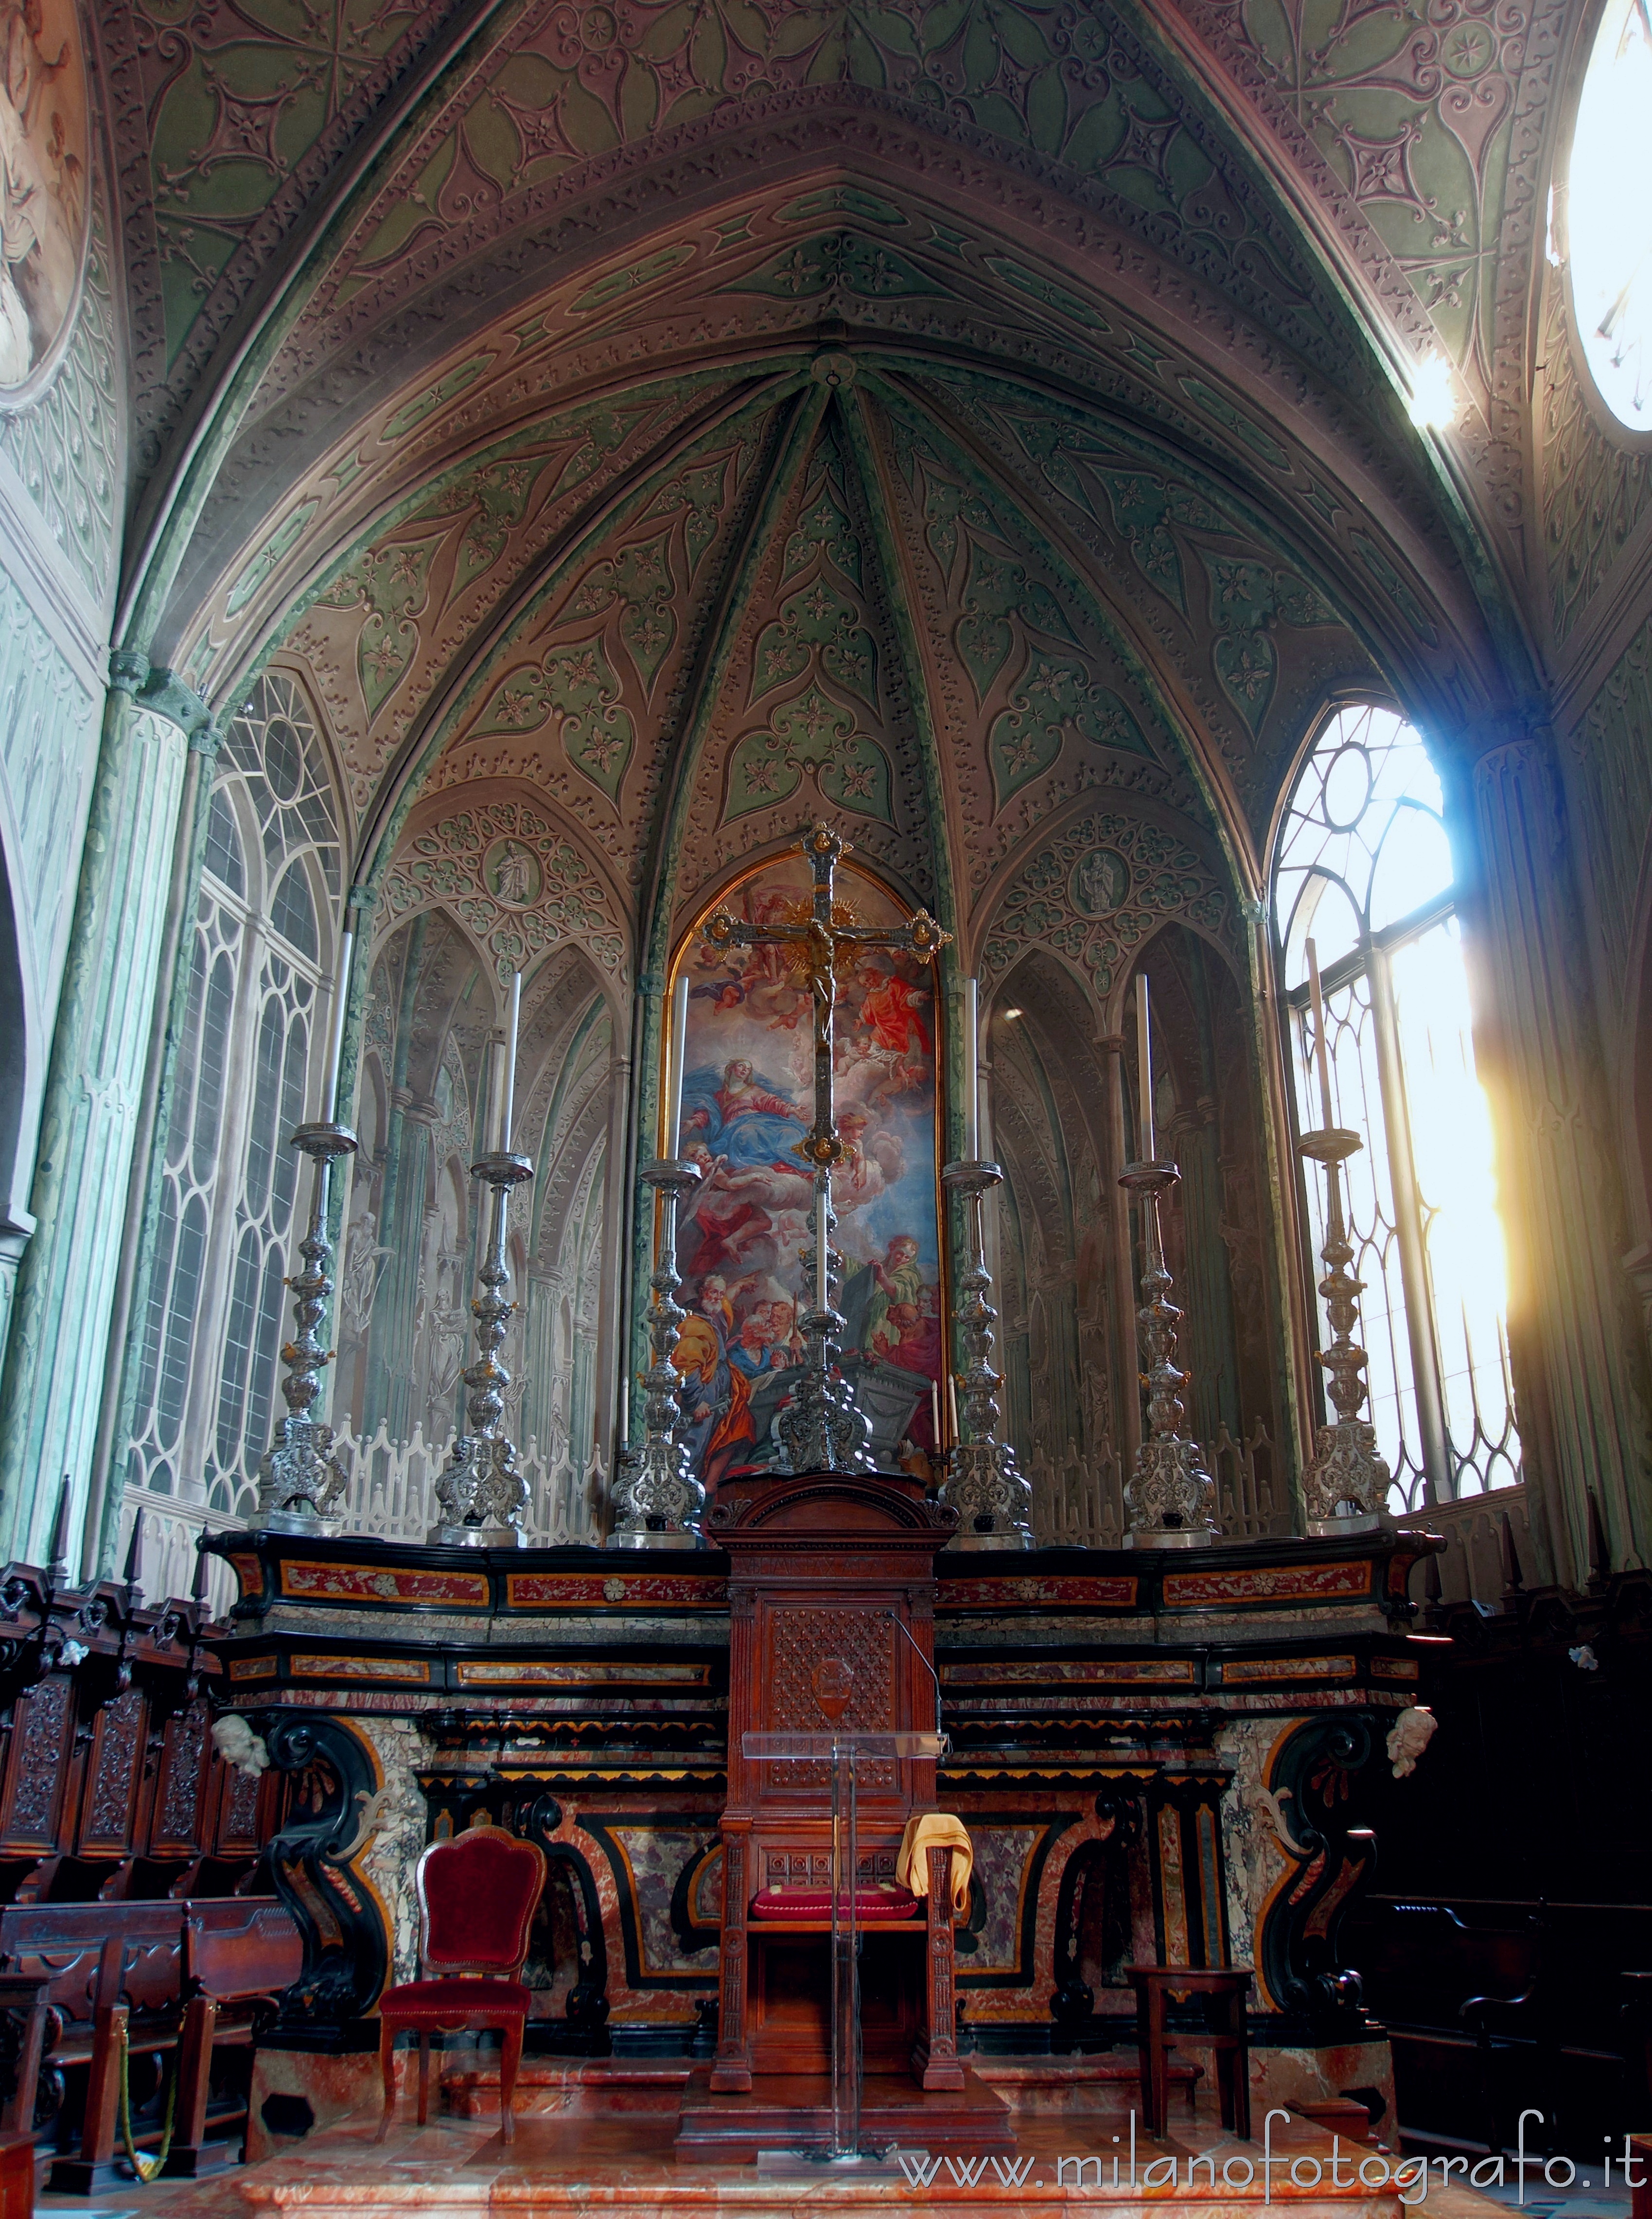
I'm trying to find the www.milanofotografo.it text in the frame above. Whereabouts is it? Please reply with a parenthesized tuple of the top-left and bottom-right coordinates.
(893, 2111, 1648, 2200)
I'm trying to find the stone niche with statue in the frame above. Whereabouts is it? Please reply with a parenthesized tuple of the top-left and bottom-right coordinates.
(202, 1514, 1445, 2131)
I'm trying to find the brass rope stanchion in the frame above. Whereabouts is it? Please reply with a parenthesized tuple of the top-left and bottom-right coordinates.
(116, 2020, 177, 2184)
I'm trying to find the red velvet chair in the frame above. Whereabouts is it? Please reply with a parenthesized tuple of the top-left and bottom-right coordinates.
(376, 1825, 546, 2144)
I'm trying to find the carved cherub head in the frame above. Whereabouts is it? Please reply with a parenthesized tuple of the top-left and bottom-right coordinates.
(211, 1713, 270, 1779)
(1385, 1705, 1437, 1779)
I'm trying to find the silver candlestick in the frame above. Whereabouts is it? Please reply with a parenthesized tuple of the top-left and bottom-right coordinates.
(1298, 1125, 1388, 1536)
(429, 1150, 535, 1548)
(610, 1158, 705, 1548)
(256, 1122, 358, 1536)
(939, 1160, 1032, 1548)
(777, 1169, 874, 1475)
(1119, 1158, 1218, 1548)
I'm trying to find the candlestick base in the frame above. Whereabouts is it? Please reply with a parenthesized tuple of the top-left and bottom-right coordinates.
(428, 1413, 531, 1546)
(1295, 1126, 1389, 1538)
(944, 1441, 1034, 1550)
(776, 1302, 875, 1476)
(938, 1158, 1033, 1550)
(428, 1151, 537, 1549)
(1121, 1439, 1218, 1549)
(1305, 1510, 1383, 1538)
(1119, 1156, 1220, 1550)
(259, 1482, 344, 1543)
(428, 1521, 526, 1550)
(255, 1123, 360, 1538)
(1301, 1418, 1389, 1536)
(609, 1158, 706, 1549)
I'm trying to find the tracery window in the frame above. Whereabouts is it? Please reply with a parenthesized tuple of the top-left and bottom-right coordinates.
(1271, 704, 1520, 1512)
(1564, 0, 1652, 428)
(126, 674, 343, 1522)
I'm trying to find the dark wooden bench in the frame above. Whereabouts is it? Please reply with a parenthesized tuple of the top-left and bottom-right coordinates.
(0, 1894, 299, 2192)
(166, 1900, 305, 2177)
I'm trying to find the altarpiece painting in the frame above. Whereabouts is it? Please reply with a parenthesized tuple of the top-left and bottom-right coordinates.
(670, 853, 944, 1496)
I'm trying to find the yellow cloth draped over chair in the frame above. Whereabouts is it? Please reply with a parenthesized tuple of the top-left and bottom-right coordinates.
(896, 1813, 973, 1916)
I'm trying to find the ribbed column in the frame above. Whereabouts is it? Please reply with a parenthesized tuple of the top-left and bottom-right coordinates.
(1471, 732, 1652, 1578)
(0, 681, 190, 1562)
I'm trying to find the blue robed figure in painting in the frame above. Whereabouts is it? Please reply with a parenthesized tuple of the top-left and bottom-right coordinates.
(679, 1056, 809, 1171)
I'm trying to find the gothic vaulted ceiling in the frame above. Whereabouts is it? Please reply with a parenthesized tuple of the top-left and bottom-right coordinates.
(96, 0, 1591, 986)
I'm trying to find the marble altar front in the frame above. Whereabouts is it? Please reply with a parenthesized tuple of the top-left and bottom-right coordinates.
(205, 1518, 1444, 2151)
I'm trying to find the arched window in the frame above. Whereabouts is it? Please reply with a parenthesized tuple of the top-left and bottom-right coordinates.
(126, 673, 343, 1524)
(1565, 0, 1652, 428)
(1271, 704, 1519, 1511)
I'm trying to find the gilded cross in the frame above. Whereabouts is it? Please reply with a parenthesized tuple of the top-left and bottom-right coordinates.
(702, 822, 949, 1166)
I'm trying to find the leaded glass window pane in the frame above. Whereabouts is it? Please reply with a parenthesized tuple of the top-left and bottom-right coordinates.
(1274, 704, 1455, 981)
(1568, 0, 1652, 427)
(1389, 921, 1521, 1495)
(124, 669, 342, 1525)
(203, 791, 244, 895)
(1272, 704, 1519, 1510)
(125, 891, 244, 1499)
(271, 864, 317, 962)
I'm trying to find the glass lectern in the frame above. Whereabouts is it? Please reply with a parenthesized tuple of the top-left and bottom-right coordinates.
(741, 1730, 945, 2161)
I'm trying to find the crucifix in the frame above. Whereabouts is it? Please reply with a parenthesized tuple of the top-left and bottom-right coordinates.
(703, 821, 949, 1168)
(702, 821, 949, 1470)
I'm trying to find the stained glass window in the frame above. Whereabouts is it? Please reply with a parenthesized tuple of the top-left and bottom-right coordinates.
(1272, 704, 1520, 1511)
(1566, 0, 1652, 427)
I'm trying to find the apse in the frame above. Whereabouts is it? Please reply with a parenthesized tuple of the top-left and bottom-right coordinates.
(5, 0, 1652, 2180)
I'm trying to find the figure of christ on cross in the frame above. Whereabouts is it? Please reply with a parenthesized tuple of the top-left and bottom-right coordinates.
(701, 822, 950, 1173)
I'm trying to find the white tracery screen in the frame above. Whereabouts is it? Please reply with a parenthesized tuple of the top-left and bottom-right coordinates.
(1272, 704, 1520, 1510)
(126, 674, 342, 1523)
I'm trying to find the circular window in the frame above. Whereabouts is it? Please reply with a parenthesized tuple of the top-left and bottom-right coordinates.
(264, 716, 304, 802)
(1321, 742, 1373, 832)
(1567, 0, 1652, 430)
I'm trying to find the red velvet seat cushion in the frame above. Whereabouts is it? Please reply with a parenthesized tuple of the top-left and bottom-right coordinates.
(379, 1978, 531, 2023)
(750, 1885, 921, 1921)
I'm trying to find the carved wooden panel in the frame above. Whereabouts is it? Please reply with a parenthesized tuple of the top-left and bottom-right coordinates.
(78, 1688, 148, 1852)
(0, 1678, 71, 1848)
(765, 1607, 894, 1789)
(216, 1756, 264, 1853)
(715, 1833, 747, 2064)
(80, 1691, 140, 1851)
(148, 1703, 210, 1853)
(763, 1848, 897, 1888)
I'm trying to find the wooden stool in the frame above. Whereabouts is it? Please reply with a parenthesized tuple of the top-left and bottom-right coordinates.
(1127, 1966, 1253, 2139)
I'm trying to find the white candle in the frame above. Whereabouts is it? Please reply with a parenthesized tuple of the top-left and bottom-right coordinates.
(815, 1182, 829, 1314)
(499, 969, 522, 1151)
(930, 1380, 941, 1448)
(1136, 973, 1155, 1159)
(664, 976, 689, 1159)
(1305, 937, 1334, 1131)
(322, 924, 354, 1124)
(963, 977, 980, 1160)
(619, 1376, 629, 1444)
(947, 1372, 959, 1444)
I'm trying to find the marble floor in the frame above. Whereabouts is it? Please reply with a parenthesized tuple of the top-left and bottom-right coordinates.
(29, 2060, 1516, 2219)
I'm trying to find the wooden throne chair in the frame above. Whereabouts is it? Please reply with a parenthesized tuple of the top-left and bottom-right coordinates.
(678, 1469, 1010, 2159)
